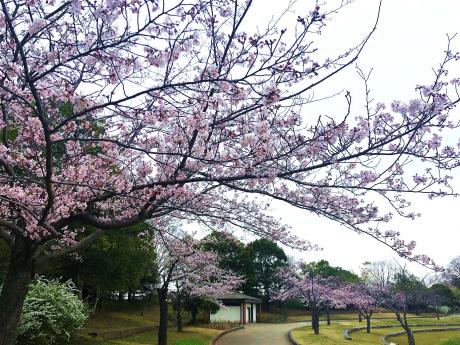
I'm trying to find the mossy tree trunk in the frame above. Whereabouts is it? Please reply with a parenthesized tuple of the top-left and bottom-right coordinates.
(0, 236, 35, 345)
(157, 288, 169, 345)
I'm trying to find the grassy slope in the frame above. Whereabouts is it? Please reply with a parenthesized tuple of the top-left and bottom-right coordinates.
(291, 316, 460, 345)
(71, 301, 216, 345)
(83, 301, 167, 330)
(84, 310, 157, 330)
(73, 327, 220, 345)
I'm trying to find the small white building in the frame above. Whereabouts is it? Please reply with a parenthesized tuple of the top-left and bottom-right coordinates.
(210, 293, 262, 324)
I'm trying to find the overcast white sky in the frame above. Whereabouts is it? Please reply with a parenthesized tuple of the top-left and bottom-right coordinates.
(245, 0, 460, 276)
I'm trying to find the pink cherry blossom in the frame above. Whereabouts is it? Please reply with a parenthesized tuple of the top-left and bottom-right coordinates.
(1, 1, 460, 340)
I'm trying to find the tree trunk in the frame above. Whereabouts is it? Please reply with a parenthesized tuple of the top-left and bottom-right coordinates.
(98, 292, 104, 310)
(282, 303, 287, 322)
(366, 317, 371, 333)
(314, 314, 319, 335)
(311, 308, 320, 335)
(157, 289, 168, 345)
(191, 306, 198, 324)
(396, 312, 415, 345)
(82, 285, 90, 302)
(76, 274, 83, 300)
(175, 295, 183, 332)
(406, 330, 415, 345)
(358, 312, 362, 322)
(326, 305, 330, 325)
(142, 294, 152, 317)
(0, 237, 35, 345)
(263, 285, 270, 312)
(92, 289, 100, 314)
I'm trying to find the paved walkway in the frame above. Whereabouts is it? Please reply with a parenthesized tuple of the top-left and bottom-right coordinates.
(216, 322, 307, 345)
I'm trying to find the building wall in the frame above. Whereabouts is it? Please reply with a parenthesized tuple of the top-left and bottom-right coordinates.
(210, 305, 241, 323)
(245, 304, 250, 323)
(243, 303, 258, 323)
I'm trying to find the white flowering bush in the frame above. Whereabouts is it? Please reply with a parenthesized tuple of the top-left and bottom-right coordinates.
(16, 278, 88, 345)
(438, 305, 451, 315)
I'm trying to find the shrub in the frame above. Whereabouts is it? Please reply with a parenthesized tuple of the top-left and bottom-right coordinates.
(16, 278, 88, 345)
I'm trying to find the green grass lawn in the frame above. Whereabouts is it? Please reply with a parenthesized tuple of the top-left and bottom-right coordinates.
(441, 337, 460, 345)
(290, 316, 460, 345)
(390, 331, 460, 345)
(261, 307, 433, 323)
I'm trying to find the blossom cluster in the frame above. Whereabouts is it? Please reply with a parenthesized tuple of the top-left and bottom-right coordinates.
(0, 0, 459, 270)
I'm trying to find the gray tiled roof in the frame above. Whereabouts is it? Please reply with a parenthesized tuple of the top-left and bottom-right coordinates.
(216, 293, 262, 303)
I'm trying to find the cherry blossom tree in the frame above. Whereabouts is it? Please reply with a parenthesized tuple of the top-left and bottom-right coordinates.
(152, 228, 242, 345)
(301, 260, 359, 323)
(373, 289, 417, 345)
(363, 270, 426, 345)
(341, 283, 381, 333)
(274, 263, 346, 334)
(1, 0, 460, 343)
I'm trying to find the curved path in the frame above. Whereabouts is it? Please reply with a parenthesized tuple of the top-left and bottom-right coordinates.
(216, 322, 306, 345)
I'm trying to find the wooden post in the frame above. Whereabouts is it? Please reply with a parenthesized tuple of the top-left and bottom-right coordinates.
(242, 303, 246, 324)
